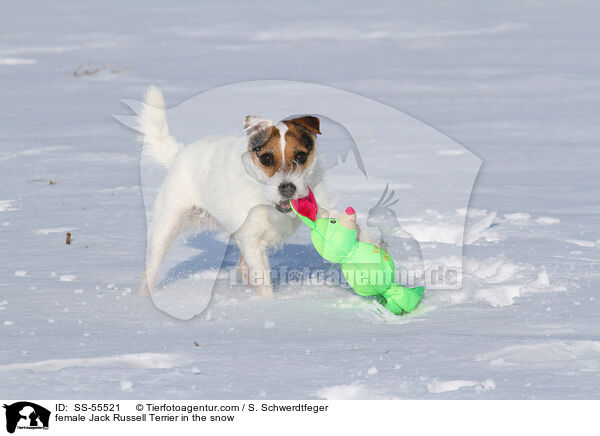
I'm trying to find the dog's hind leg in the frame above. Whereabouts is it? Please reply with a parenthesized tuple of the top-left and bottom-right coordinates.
(140, 188, 193, 295)
(141, 211, 188, 295)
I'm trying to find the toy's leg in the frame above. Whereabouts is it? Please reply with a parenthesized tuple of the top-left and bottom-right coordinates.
(377, 284, 424, 314)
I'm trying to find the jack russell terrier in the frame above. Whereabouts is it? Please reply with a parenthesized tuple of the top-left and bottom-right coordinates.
(137, 86, 336, 298)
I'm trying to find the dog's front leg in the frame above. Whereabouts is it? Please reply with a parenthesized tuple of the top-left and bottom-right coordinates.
(238, 256, 249, 284)
(237, 241, 273, 298)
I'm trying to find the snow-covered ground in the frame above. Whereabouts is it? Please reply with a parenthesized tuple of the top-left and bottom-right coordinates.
(1, 0, 599, 399)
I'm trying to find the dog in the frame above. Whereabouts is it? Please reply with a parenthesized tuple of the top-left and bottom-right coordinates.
(137, 86, 335, 298)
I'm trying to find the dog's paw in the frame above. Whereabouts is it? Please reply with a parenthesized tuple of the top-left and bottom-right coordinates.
(257, 287, 274, 299)
(138, 273, 150, 296)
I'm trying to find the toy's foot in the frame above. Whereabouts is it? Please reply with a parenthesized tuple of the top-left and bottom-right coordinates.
(378, 285, 424, 315)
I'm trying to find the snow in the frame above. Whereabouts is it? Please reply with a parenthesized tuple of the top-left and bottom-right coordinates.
(566, 239, 595, 248)
(0, 353, 186, 373)
(59, 274, 77, 282)
(535, 217, 560, 225)
(504, 213, 531, 222)
(476, 341, 600, 370)
(0, 57, 37, 66)
(120, 381, 134, 391)
(37, 227, 78, 235)
(1, 0, 599, 399)
(0, 200, 20, 212)
(427, 379, 495, 394)
(403, 210, 497, 245)
(316, 384, 366, 400)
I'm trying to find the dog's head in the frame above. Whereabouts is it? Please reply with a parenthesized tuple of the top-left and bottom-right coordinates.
(243, 115, 321, 213)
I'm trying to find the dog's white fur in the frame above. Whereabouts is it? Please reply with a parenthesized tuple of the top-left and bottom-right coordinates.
(138, 86, 334, 298)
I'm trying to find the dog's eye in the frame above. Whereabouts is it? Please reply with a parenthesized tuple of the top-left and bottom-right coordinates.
(294, 152, 308, 164)
(259, 153, 274, 166)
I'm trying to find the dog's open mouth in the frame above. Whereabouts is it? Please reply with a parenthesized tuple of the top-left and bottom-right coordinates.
(275, 199, 293, 213)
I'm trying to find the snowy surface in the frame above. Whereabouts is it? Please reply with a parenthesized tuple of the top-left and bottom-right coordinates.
(1, 1, 599, 399)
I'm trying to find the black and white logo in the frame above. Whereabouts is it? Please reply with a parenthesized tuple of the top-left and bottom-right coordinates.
(3, 402, 50, 434)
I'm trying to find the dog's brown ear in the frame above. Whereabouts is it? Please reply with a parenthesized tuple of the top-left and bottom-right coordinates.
(287, 116, 321, 135)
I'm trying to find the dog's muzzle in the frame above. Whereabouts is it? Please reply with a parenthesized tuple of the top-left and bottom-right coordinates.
(275, 199, 293, 213)
(276, 182, 297, 213)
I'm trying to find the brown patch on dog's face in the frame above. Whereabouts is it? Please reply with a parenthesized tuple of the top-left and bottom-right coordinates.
(245, 116, 320, 178)
(248, 125, 282, 177)
(282, 117, 320, 171)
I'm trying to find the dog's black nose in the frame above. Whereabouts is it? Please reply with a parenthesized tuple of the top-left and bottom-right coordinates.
(278, 182, 296, 198)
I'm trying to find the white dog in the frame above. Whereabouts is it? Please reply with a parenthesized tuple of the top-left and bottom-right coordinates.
(137, 86, 334, 298)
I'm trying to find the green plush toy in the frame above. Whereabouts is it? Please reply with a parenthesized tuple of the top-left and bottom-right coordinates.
(290, 189, 424, 315)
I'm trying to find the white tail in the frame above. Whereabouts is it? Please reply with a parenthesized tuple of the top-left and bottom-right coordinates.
(138, 86, 182, 168)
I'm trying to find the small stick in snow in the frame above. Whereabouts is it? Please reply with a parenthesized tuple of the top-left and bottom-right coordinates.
(73, 61, 129, 77)
(66, 232, 71, 245)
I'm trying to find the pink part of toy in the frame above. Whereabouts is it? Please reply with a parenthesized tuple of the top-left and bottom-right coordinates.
(290, 187, 318, 222)
(345, 207, 355, 215)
